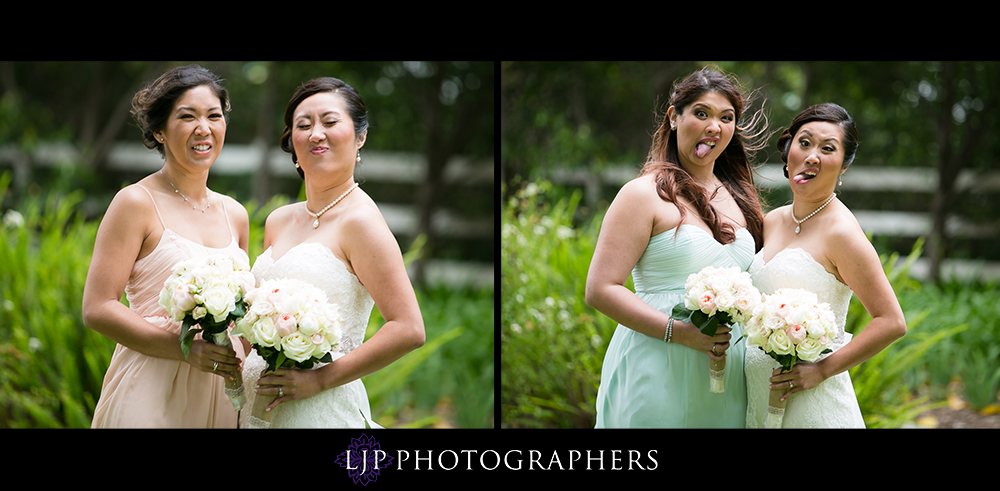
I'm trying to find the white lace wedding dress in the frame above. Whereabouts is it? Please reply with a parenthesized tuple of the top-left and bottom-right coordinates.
(745, 248, 866, 428)
(240, 242, 381, 428)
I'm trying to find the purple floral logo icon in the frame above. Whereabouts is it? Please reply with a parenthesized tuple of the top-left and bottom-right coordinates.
(335, 433, 394, 485)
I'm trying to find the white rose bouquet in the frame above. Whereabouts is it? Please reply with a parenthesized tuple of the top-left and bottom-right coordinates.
(671, 266, 761, 393)
(158, 254, 255, 411)
(230, 277, 342, 426)
(743, 287, 836, 428)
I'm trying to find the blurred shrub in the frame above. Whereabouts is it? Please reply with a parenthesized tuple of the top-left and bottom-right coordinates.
(501, 180, 624, 428)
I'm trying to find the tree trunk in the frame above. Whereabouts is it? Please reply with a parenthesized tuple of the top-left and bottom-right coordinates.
(928, 62, 958, 284)
(411, 62, 448, 288)
(927, 61, 992, 284)
(83, 62, 165, 172)
(253, 62, 279, 205)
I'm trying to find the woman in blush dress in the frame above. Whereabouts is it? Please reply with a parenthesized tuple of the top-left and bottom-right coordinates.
(744, 103, 907, 428)
(84, 65, 250, 428)
(586, 67, 770, 428)
(239, 77, 425, 428)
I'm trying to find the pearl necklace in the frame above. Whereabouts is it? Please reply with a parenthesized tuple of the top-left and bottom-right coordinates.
(792, 193, 836, 234)
(306, 182, 359, 228)
(160, 170, 211, 213)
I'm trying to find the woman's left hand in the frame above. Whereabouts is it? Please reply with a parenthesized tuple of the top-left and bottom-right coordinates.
(769, 363, 826, 401)
(256, 368, 325, 411)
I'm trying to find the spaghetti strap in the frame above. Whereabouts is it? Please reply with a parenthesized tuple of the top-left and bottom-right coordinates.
(135, 184, 166, 230)
(218, 193, 236, 242)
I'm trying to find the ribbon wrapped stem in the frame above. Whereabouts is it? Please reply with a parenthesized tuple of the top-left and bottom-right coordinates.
(209, 331, 247, 412)
(709, 358, 725, 393)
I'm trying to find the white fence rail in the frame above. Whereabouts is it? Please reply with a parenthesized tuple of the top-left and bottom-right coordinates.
(1, 142, 495, 290)
(547, 163, 1000, 282)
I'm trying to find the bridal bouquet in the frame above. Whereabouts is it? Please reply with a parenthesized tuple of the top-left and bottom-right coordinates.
(743, 287, 836, 428)
(230, 277, 343, 426)
(159, 254, 255, 411)
(671, 265, 761, 393)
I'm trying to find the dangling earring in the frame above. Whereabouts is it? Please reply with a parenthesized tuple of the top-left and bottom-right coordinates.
(670, 125, 677, 131)
(783, 164, 789, 178)
(356, 150, 361, 163)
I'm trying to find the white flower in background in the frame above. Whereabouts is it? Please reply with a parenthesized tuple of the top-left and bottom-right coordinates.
(3, 210, 24, 228)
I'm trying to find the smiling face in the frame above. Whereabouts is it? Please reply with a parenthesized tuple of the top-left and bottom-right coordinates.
(668, 90, 736, 172)
(155, 85, 226, 170)
(787, 121, 845, 197)
(291, 91, 366, 181)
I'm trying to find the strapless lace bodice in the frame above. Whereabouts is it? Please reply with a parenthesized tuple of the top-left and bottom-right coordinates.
(250, 242, 374, 354)
(240, 242, 379, 428)
(745, 248, 865, 428)
(748, 248, 853, 351)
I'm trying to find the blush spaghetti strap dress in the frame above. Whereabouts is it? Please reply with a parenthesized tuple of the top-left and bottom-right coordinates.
(91, 184, 248, 428)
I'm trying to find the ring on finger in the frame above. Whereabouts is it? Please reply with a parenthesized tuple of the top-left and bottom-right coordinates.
(213, 361, 218, 371)
(789, 382, 794, 389)
(278, 386, 284, 397)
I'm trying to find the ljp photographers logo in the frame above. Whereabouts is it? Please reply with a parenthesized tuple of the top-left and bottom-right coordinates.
(335, 434, 394, 485)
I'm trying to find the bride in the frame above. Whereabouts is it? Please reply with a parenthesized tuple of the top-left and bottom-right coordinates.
(240, 77, 425, 428)
(745, 103, 906, 428)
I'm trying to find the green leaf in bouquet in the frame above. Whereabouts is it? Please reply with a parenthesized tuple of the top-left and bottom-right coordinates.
(231, 300, 246, 319)
(670, 304, 730, 337)
(179, 317, 202, 360)
(671, 303, 693, 323)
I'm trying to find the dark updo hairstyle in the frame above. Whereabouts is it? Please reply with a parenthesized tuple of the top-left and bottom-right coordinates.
(130, 64, 230, 158)
(641, 66, 770, 250)
(279, 77, 369, 180)
(777, 102, 859, 171)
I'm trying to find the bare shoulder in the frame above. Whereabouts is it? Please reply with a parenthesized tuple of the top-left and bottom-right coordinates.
(762, 204, 789, 230)
(339, 191, 393, 247)
(263, 202, 297, 230)
(105, 183, 158, 229)
(824, 201, 876, 263)
(614, 173, 681, 235)
(617, 173, 664, 206)
(218, 193, 249, 224)
(336, 191, 403, 279)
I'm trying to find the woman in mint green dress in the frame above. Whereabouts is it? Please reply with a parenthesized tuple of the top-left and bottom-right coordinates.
(586, 67, 769, 427)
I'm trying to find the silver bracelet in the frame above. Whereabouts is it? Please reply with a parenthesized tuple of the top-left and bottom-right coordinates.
(664, 318, 674, 343)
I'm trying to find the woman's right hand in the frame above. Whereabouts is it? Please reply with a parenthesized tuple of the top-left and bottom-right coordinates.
(183, 339, 241, 381)
(673, 321, 732, 360)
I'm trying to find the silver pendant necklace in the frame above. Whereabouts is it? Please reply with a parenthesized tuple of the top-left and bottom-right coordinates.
(792, 193, 836, 234)
(306, 182, 359, 228)
(160, 170, 210, 213)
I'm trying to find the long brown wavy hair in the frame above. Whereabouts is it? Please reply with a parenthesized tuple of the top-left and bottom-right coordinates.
(641, 67, 769, 251)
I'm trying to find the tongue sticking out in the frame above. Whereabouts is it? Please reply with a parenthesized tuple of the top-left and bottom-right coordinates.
(794, 171, 817, 185)
(695, 142, 714, 159)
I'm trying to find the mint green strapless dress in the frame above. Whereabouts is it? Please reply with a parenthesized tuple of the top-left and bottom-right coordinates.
(595, 225, 755, 428)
